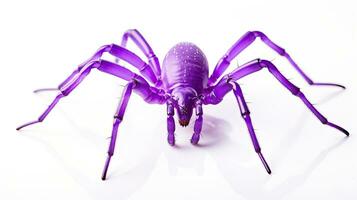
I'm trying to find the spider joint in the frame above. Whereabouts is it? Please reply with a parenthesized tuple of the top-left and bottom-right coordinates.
(139, 63, 150, 72)
(114, 115, 123, 121)
(167, 103, 175, 116)
(241, 111, 251, 118)
(148, 53, 157, 59)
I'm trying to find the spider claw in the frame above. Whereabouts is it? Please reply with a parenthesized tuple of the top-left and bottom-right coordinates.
(16, 120, 40, 131)
(258, 152, 271, 174)
(326, 122, 349, 136)
(311, 82, 346, 89)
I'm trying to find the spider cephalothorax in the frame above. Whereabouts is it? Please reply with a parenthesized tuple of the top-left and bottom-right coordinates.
(17, 29, 349, 180)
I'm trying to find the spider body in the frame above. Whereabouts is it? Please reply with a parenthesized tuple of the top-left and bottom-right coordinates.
(162, 42, 209, 126)
(162, 42, 209, 93)
(17, 29, 349, 180)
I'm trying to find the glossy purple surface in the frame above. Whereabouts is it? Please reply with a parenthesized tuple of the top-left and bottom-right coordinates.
(162, 42, 209, 93)
(17, 29, 349, 180)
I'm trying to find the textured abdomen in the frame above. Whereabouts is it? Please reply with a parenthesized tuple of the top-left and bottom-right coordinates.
(162, 42, 209, 93)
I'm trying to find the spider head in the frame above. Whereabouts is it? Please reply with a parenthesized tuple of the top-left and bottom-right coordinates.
(171, 87, 197, 127)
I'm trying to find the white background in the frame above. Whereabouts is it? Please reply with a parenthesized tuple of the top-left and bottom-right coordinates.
(1, 0, 356, 199)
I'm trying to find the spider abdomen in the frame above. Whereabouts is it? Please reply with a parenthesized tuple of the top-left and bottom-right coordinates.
(162, 42, 209, 93)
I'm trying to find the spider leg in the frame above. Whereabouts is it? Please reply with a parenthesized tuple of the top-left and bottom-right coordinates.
(34, 43, 159, 93)
(202, 80, 271, 173)
(224, 59, 349, 136)
(17, 60, 166, 131)
(102, 82, 133, 180)
(167, 102, 176, 145)
(191, 101, 203, 145)
(33, 88, 59, 93)
(116, 29, 161, 81)
(232, 82, 271, 174)
(16, 93, 65, 130)
(208, 31, 345, 89)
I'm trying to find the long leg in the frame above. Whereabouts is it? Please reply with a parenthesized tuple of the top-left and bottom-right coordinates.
(34, 44, 159, 93)
(223, 59, 349, 136)
(202, 80, 271, 173)
(116, 29, 161, 80)
(17, 60, 166, 130)
(232, 82, 271, 174)
(102, 82, 133, 180)
(208, 31, 345, 89)
(167, 102, 176, 146)
(191, 101, 203, 145)
(16, 93, 65, 130)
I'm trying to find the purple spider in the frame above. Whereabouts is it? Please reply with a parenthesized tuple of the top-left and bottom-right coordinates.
(17, 29, 349, 180)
